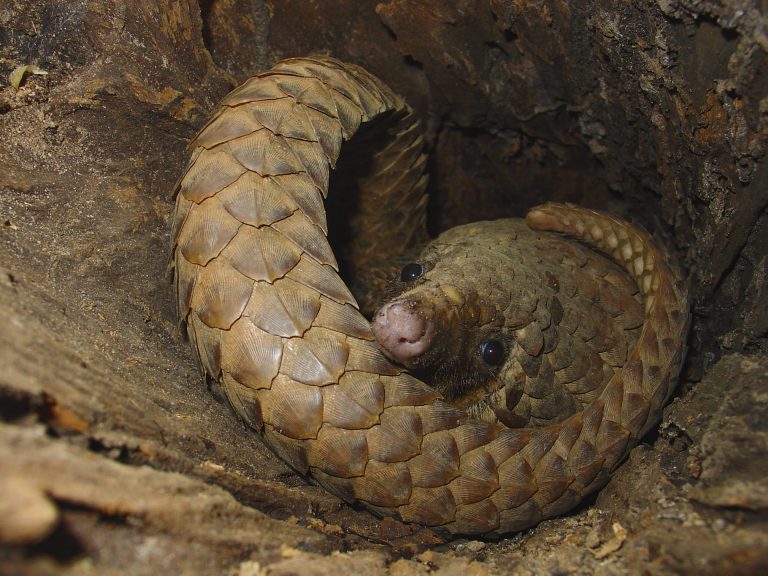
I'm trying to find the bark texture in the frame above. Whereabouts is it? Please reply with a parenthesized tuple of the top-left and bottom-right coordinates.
(0, 1, 766, 574)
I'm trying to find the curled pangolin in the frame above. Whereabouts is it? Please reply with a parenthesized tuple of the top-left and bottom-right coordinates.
(171, 56, 689, 535)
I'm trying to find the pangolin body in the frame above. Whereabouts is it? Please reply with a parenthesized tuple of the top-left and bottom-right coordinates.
(171, 56, 689, 535)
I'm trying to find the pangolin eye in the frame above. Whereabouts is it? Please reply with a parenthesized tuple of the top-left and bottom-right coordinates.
(479, 339, 505, 366)
(400, 262, 424, 282)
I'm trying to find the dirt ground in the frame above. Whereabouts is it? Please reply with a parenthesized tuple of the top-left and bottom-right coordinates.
(0, 1, 766, 574)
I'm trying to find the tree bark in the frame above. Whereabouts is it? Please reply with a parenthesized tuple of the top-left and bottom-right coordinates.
(0, 1, 766, 574)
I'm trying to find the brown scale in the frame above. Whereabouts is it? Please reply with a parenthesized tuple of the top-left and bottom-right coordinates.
(171, 56, 690, 536)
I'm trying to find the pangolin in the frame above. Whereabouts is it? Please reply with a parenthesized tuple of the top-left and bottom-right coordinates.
(171, 55, 689, 535)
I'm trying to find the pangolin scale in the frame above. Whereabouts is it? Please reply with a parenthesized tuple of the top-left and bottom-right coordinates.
(170, 56, 689, 535)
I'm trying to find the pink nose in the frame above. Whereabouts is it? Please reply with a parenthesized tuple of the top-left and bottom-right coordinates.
(372, 300, 434, 364)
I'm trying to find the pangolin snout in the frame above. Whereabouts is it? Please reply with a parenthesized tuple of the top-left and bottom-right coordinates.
(372, 299, 435, 365)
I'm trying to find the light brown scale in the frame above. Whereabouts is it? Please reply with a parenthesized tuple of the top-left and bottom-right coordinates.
(320, 372, 384, 429)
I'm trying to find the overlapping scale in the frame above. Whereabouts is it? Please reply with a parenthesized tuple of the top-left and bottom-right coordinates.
(382, 373, 441, 407)
(308, 425, 369, 477)
(260, 375, 323, 440)
(170, 193, 193, 245)
(179, 146, 247, 203)
(321, 372, 384, 429)
(263, 425, 309, 474)
(191, 258, 253, 330)
(351, 460, 412, 508)
(541, 488, 580, 518)
(220, 224, 301, 282)
(285, 255, 355, 306)
(498, 500, 542, 533)
(345, 338, 402, 376)
(220, 318, 282, 389)
(451, 450, 499, 505)
(532, 450, 572, 504)
(272, 211, 337, 269)
(415, 401, 466, 434)
(595, 416, 630, 468)
(365, 407, 423, 462)
(452, 499, 501, 534)
(566, 439, 604, 491)
(272, 173, 327, 230)
(492, 457, 537, 509)
(399, 486, 456, 526)
(174, 253, 199, 315)
(408, 431, 460, 488)
(246, 277, 321, 338)
(217, 172, 298, 227)
(247, 97, 317, 141)
(286, 137, 331, 189)
(221, 372, 265, 428)
(274, 75, 339, 118)
(450, 421, 499, 454)
(312, 297, 372, 340)
(188, 312, 222, 378)
(176, 197, 241, 266)
(329, 90, 363, 137)
(228, 130, 305, 176)
(484, 428, 531, 464)
(303, 106, 344, 164)
(221, 76, 289, 106)
(280, 327, 349, 387)
(195, 106, 265, 149)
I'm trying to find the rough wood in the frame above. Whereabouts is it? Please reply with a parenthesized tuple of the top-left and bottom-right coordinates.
(0, 0, 766, 574)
